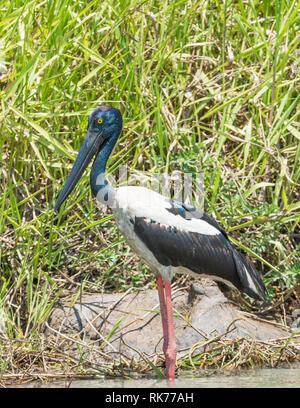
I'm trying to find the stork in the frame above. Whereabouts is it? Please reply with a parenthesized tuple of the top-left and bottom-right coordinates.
(54, 106, 266, 380)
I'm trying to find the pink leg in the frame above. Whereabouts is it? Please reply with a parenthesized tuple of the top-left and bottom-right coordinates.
(164, 281, 177, 381)
(156, 277, 176, 381)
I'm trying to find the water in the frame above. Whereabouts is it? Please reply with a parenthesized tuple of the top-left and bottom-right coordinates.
(18, 365, 300, 388)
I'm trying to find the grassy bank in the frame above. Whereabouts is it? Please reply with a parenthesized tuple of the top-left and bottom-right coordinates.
(0, 0, 299, 382)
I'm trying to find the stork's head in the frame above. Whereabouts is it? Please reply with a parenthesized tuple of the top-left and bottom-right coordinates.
(54, 105, 122, 212)
(87, 105, 123, 140)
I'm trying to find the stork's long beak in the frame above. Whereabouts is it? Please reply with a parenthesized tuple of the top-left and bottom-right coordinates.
(54, 130, 103, 212)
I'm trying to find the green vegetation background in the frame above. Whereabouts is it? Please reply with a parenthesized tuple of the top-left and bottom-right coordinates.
(0, 0, 299, 347)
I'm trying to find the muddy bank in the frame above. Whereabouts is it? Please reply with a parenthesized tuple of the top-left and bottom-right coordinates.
(46, 279, 299, 362)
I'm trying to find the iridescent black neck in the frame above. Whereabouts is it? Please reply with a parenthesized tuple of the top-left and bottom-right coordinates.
(90, 132, 119, 197)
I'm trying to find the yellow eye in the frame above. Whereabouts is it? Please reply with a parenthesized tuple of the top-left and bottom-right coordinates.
(97, 118, 103, 124)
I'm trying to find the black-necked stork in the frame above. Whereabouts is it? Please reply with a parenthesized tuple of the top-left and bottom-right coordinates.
(54, 106, 266, 380)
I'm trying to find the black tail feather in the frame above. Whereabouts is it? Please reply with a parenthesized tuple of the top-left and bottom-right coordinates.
(232, 250, 266, 301)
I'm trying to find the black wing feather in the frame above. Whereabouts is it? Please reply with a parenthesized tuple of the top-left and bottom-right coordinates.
(133, 200, 266, 300)
(133, 217, 245, 291)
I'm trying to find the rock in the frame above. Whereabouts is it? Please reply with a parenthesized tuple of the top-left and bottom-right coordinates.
(46, 279, 296, 361)
(291, 309, 300, 330)
(291, 319, 300, 329)
(292, 309, 300, 319)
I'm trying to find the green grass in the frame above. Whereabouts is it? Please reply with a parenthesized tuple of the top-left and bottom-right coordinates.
(0, 0, 300, 378)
